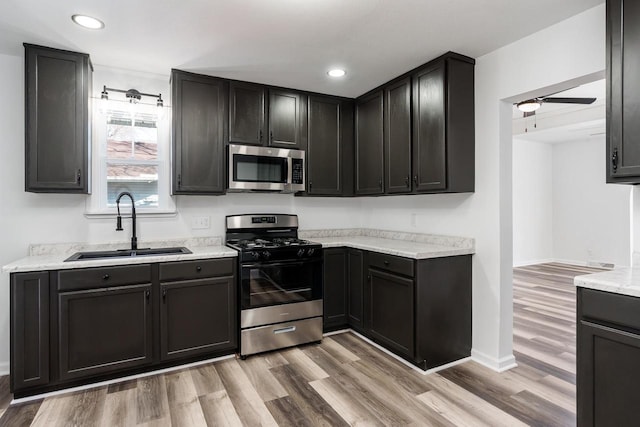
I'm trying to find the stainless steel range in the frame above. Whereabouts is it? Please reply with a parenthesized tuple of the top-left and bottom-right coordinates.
(225, 214, 323, 358)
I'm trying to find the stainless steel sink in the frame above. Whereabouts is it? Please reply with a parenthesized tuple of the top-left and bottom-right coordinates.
(64, 247, 192, 262)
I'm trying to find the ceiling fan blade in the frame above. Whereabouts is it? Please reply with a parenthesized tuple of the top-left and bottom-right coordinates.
(541, 97, 597, 105)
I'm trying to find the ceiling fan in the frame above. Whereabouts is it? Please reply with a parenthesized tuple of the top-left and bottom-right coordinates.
(516, 96, 597, 116)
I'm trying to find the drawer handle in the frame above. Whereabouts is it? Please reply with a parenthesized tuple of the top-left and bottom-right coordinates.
(102, 274, 110, 280)
(383, 260, 390, 266)
(196, 265, 202, 272)
(274, 326, 296, 334)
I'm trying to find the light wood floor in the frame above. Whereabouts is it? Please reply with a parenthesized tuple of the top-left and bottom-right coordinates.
(0, 262, 604, 426)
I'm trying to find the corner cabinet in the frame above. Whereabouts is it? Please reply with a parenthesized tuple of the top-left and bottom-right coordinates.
(307, 96, 354, 196)
(577, 288, 640, 426)
(171, 70, 228, 195)
(606, 0, 640, 183)
(355, 90, 384, 195)
(24, 44, 92, 193)
(9, 257, 237, 398)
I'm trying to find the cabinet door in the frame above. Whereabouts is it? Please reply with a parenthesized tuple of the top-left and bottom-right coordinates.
(269, 89, 306, 149)
(347, 249, 364, 331)
(172, 70, 227, 194)
(356, 90, 384, 195)
(607, 0, 640, 182)
(385, 78, 412, 194)
(323, 248, 348, 330)
(412, 61, 446, 192)
(229, 81, 266, 145)
(25, 44, 90, 193)
(161, 277, 236, 360)
(367, 268, 414, 358)
(11, 272, 49, 391)
(308, 96, 342, 195)
(58, 284, 153, 381)
(577, 320, 640, 426)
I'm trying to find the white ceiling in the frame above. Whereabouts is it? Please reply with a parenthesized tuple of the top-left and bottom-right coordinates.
(0, 0, 603, 97)
(512, 79, 606, 144)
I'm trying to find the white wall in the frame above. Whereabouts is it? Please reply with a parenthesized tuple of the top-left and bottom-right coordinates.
(552, 137, 631, 267)
(0, 4, 608, 373)
(512, 136, 631, 269)
(512, 139, 554, 266)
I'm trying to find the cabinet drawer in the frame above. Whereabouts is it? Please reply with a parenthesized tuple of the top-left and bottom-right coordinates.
(58, 265, 151, 292)
(368, 252, 414, 277)
(159, 258, 234, 282)
(580, 288, 640, 331)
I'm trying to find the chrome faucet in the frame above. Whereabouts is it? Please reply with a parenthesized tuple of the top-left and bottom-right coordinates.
(115, 192, 137, 250)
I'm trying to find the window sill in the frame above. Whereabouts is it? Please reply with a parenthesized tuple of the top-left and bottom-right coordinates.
(84, 209, 178, 219)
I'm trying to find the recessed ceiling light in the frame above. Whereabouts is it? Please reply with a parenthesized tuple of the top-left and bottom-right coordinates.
(71, 14, 105, 30)
(328, 69, 346, 78)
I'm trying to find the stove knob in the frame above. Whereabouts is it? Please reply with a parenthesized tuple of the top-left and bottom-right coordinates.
(262, 251, 271, 259)
(307, 248, 315, 256)
(297, 249, 305, 257)
(249, 251, 260, 260)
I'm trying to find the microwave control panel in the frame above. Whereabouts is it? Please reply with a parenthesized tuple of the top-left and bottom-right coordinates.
(292, 158, 304, 184)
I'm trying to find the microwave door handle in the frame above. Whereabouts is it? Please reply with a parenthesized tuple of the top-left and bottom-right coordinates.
(287, 158, 292, 191)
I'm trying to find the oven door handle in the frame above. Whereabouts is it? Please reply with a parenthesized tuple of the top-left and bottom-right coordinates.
(241, 259, 322, 269)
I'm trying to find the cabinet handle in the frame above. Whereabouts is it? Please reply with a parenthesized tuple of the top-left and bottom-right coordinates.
(405, 176, 410, 188)
(162, 289, 167, 301)
(379, 179, 383, 189)
(367, 274, 371, 281)
(270, 131, 274, 145)
(177, 174, 182, 188)
(196, 265, 202, 272)
(413, 175, 418, 185)
(384, 260, 390, 266)
(259, 130, 263, 143)
(76, 169, 81, 184)
(102, 274, 110, 280)
(309, 181, 313, 188)
(612, 147, 618, 172)
(145, 290, 150, 300)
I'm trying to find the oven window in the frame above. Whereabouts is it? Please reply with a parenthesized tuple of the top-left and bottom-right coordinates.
(234, 154, 287, 183)
(241, 260, 322, 309)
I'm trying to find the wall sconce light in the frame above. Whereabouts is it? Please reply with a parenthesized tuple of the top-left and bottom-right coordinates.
(100, 85, 164, 117)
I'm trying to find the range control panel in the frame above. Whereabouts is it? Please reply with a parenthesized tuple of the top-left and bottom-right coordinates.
(251, 216, 276, 224)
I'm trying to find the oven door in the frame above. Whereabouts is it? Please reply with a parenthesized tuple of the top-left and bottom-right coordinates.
(240, 258, 322, 310)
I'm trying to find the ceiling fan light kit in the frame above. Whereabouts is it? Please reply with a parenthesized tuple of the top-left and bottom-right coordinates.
(517, 99, 542, 112)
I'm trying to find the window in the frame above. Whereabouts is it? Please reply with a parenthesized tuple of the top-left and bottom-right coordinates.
(87, 98, 175, 215)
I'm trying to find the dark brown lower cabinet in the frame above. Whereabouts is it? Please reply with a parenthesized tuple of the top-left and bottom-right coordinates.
(10, 257, 237, 398)
(11, 272, 49, 390)
(578, 288, 640, 427)
(160, 277, 236, 360)
(58, 284, 153, 381)
(367, 268, 415, 359)
(323, 248, 349, 330)
(321, 248, 471, 370)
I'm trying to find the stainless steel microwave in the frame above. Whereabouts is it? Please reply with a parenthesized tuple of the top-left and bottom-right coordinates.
(228, 144, 305, 192)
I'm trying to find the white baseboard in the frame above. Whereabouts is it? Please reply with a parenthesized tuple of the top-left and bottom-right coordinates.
(471, 349, 517, 372)
(513, 258, 555, 268)
(0, 361, 8, 376)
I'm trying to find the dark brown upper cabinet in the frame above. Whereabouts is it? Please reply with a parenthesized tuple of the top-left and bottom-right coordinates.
(229, 81, 266, 145)
(24, 44, 92, 193)
(355, 90, 384, 195)
(229, 82, 307, 149)
(269, 89, 307, 149)
(607, 0, 640, 183)
(384, 77, 412, 194)
(306, 96, 354, 196)
(172, 70, 228, 195)
(412, 55, 474, 193)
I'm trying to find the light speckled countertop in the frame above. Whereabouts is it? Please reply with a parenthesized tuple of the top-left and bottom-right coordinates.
(2, 237, 237, 273)
(575, 266, 640, 298)
(3, 229, 475, 273)
(300, 228, 474, 259)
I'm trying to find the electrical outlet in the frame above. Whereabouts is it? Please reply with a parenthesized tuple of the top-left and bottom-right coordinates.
(192, 216, 210, 230)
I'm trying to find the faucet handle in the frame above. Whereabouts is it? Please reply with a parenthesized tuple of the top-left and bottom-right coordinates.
(116, 215, 123, 231)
